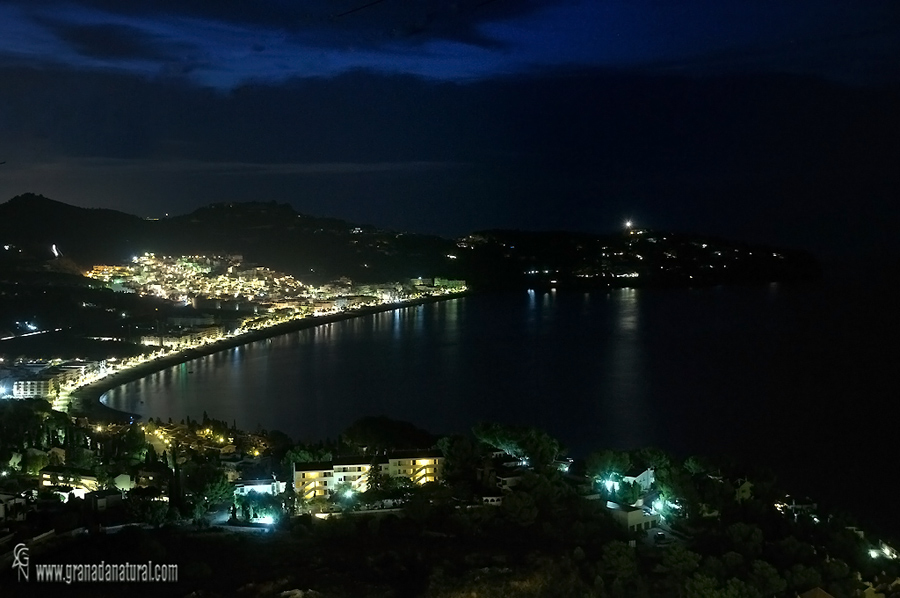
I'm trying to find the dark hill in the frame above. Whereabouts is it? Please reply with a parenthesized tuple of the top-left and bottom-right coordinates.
(0, 195, 820, 287)
(0, 195, 461, 283)
(0, 193, 148, 265)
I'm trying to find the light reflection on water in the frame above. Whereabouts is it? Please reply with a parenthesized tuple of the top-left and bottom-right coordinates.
(104, 293, 651, 451)
(603, 288, 649, 448)
(100, 282, 896, 484)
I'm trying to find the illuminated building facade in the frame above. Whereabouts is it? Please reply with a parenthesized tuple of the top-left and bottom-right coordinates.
(293, 450, 444, 500)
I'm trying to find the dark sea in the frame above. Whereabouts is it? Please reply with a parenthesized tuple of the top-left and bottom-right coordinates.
(102, 268, 899, 534)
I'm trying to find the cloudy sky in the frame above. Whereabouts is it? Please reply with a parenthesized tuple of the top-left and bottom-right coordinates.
(0, 0, 898, 257)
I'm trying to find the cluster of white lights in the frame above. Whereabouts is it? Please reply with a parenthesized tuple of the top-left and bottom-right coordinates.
(870, 544, 899, 560)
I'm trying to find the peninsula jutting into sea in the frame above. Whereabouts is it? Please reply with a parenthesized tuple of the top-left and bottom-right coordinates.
(0, 193, 822, 407)
(0, 193, 819, 405)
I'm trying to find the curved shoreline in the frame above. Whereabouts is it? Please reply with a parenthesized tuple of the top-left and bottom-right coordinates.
(69, 292, 470, 423)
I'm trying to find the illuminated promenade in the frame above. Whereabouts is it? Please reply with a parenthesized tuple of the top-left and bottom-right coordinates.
(64, 289, 468, 422)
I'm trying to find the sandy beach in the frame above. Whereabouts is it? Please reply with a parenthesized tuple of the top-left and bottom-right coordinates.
(68, 292, 469, 422)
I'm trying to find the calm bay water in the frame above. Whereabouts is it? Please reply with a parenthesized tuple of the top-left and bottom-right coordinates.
(103, 275, 899, 520)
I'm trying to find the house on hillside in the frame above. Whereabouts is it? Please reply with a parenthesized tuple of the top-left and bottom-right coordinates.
(86, 489, 123, 511)
(734, 477, 753, 502)
(39, 465, 98, 492)
(623, 467, 655, 492)
(113, 473, 134, 492)
(233, 478, 287, 498)
(606, 500, 660, 533)
(0, 493, 28, 523)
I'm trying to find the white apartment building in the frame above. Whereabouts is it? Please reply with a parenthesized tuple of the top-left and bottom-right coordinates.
(293, 450, 444, 500)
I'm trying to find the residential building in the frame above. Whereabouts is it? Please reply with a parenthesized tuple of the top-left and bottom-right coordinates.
(39, 465, 98, 492)
(387, 450, 443, 485)
(293, 461, 334, 500)
(0, 493, 27, 523)
(293, 450, 444, 499)
(496, 466, 526, 490)
(113, 473, 134, 491)
(86, 489, 124, 511)
(734, 478, 753, 502)
(234, 478, 286, 497)
(13, 378, 53, 399)
(606, 501, 660, 533)
(623, 467, 655, 492)
(333, 456, 384, 492)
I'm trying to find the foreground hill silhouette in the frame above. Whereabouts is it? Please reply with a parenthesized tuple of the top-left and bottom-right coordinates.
(0, 194, 819, 288)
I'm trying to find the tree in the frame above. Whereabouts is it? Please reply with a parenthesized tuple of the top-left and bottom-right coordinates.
(331, 481, 356, 511)
(720, 578, 761, 598)
(343, 416, 435, 451)
(501, 490, 538, 527)
(721, 552, 745, 578)
(281, 445, 332, 472)
(21, 451, 49, 475)
(657, 544, 701, 589)
(183, 462, 231, 512)
(145, 443, 158, 466)
(472, 421, 524, 457)
(617, 480, 643, 505)
(684, 455, 712, 476)
(143, 501, 169, 528)
(518, 427, 564, 472)
(785, 564, 822, 594)
(586, 450, 632, 482)
(726, 522, 763, 558)
(436, 434, 482, 490)
(192, 501, 210, 529)
(120, 425, 147, 463)
(94, 466, 115, 490)
(747, 560, 786, 596)
(471, 422, 563, 471)
(633, 446, 672, 471)
(600, 541, 639, 598)
(265, 430, 293, 461)
(685, 573, 722, 598)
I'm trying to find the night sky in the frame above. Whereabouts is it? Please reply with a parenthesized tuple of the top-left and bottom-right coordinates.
(0, 1, 898, 260)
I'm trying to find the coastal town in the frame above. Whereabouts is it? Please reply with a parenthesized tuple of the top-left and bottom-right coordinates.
(0, 254, 898, 595)
(0, 228, 892, 596)
(1, 252, 465, 412)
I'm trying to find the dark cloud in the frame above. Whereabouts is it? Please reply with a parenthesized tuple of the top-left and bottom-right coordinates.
(22, 0, 554, 49)
(639, 24, 900, 85)
(46, 22, 175, 60)
(0, 2, 898, 262)
(2, 1, 898, 87)
(1, 64, 898, 258)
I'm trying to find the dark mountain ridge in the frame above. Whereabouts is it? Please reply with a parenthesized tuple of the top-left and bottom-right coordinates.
(0, 194, 819, 288)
